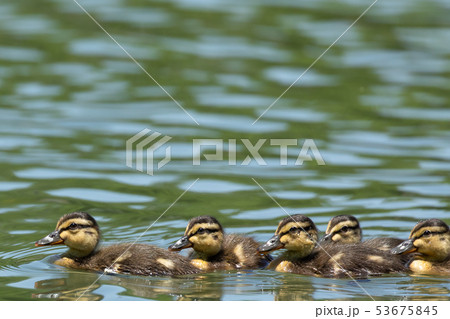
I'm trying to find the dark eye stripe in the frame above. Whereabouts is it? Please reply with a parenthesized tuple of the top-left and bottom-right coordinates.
(280, 226, 312, 237)
(415, 230, 447, 239)
(61, 224, 91, 232)
(336, 226, 358, 233)
(189, 228, 219, 237)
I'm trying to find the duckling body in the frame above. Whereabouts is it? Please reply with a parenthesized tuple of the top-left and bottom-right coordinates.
(187, 233, 267, 271)
(35, 212, 199, 276)
(391, 219, 450, 275)
(259, 215, 406, 277)
(267, 244, 405, 277)
(169, 215, 271, 271)
(321, 215, 404, 251)
(57, 243, 199, 276)
(363, 237, 404, 251)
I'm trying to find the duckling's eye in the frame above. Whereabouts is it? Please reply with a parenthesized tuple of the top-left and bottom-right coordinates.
(423, 230, 431, 236)
(289, 227, 298, 232)
(341, 226, 349, 232)
(197, 228, 205, 234)
(68, 223, 77, 229)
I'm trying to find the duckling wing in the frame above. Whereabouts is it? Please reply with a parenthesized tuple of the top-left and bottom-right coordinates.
(85, 244, 200, 276)
(363, 237, 404, 251)
(317, 244, 407, 278)
(362, 238, 412, 265)
(267, 253, 320, 276)
(222, 234, 272, 269)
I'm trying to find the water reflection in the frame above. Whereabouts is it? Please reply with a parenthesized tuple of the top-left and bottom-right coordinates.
(273, 274, 315, 301)
(398, 276, 450, 301)
(32, 272, 224, 301)
(33, 276, 102, 301)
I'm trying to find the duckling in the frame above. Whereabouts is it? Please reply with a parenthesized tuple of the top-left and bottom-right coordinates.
(258, 214, 406, 277)
(391, 219, 450, 275)
(321, 215, 362, 244)
(35, 212, 200, 276)
(168, 215, 271, 271)
(321, 215, 404, 251)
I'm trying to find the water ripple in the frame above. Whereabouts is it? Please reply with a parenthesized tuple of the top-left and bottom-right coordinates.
(46, 188, 154, 203)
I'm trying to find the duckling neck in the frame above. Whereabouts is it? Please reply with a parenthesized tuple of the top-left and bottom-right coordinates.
(193, 240, 223, 259)
(65, 243, 99, 259)
(284, 250, 312, 261)
(197, 249, 223, 261)
(419, 253, 450, 263)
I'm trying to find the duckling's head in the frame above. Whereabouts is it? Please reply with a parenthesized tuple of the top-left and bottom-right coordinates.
(35, 212, 100, 258)
(321, 215, 362, 244)
(258, 214, 318, 258)
(391, 219, 450, 262)
(168, 215, 224, 257)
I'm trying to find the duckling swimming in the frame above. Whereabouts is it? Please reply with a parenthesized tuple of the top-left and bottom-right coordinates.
(321, 215, 404, 250)
(321, 215, 362, 244)
(35, 212, 200, 276)
(258, 214, 406, 277)
(168, 215, 271, 271)
(391, 218, 450, 275)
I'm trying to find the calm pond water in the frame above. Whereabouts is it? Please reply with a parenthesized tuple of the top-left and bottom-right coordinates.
(0, 0, 449, 301)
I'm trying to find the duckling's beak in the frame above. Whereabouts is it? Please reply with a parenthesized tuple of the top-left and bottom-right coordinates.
(320, 233, 333, 243)
(258, 234, 283, 254)
(168, 235, 192, 251)
(35, 230, 64, 247)
(390, 238, 416, 255)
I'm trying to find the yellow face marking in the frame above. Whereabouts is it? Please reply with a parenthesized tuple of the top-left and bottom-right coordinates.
(331, 233, 343, 242)
(56, 218, 99, 257)
(277, 222, 311, 235)
(367, 255, 385, 263)
(275, 260, 294, 273)
(187, 223, 220, 236)
(277, 222, 317, 258)
(412, 226, 448, 239)
(186, 222, 223, 256)
(58, 218, 93, 230)
(157, 258, 174, 269)
(327, 220, 359, 235)
(412, 232, 450, 262)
